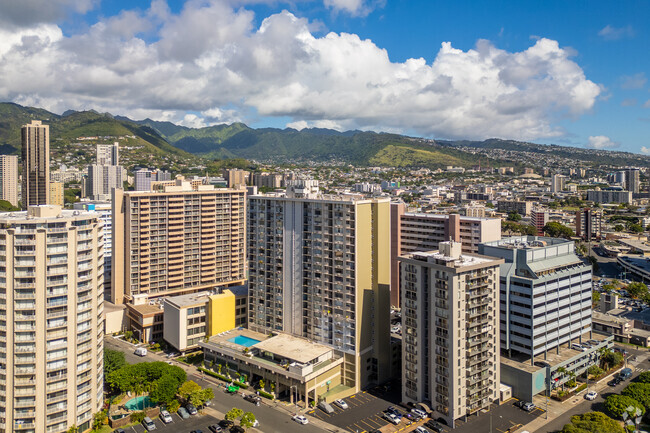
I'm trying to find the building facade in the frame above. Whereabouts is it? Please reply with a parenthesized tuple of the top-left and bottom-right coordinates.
(390, 202, 501, 307)
(479, 236, 592, 360)
(587, 189, 632, 204)
(550, 174, 566, 193)
(111, 179, 246, 305)
(0, 205, 104, 433)
(49, 181, 64, 207)
(74, 202, 112, 300)
(625, 168, 640, 194)
(222, 169, 249, 188)
(575, 208, 602, 241)
(399, 242, 503, 427)
(496, 200, 532, 216)
(530, 208, 549, 236)
(247, 188, 391, 394)
(134, 169, 172, 192)
(0, 155, 18, 207)
(21, 120, 50, 208)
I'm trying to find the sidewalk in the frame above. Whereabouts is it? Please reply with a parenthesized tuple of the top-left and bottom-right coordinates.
(522, 355, 648, 433)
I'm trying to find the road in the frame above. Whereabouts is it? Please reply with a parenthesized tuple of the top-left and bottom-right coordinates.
(106, 337, 331, 433)
(534, 347, 649, 433)
(587, 243, 620, 279)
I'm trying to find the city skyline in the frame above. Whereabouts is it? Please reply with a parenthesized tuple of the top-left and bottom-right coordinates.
(0, 1, 647, 153)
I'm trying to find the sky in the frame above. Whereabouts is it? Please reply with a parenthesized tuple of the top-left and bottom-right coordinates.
(0, 0, 648, 154)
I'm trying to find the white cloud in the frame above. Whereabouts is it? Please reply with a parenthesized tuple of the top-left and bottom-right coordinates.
(598, 24, 634, 40)
(621, 72, 647, 90)
(641, 146, 650, 155)
(587, 135, 619, 149)
(286, 119, 344, 130)
(323, 0, 384, 16)
(0, 2, 601, 140)
(0, 0, 98, 28)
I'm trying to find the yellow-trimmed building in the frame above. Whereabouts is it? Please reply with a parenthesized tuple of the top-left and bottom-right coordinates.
(163, 286, 247, 353)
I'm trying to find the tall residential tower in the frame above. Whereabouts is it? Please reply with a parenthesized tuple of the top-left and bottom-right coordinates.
(21, 120, 50, 208)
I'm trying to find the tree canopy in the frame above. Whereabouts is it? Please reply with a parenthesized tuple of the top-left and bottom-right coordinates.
(543, 221, 575, 238)
(560, 411, 624, 433)
(622, 383, 650, 410)
(626, 282, 648, 299)
(106, 361, 186, 401)
(240, 412, 256, 429)
(104, 348, 128, 376)
(604, 394, 644, 419)
(225, 408, 244, 421)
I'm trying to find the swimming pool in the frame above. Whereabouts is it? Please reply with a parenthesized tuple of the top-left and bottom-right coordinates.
(227, 335, 261, 347)
(124, 396, 154, 411)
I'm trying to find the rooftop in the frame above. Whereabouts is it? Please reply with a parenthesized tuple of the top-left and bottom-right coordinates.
(408, 250, 495, 267)
(0, 206, 98, 222)
(165, 291, 211, 309)
(482, 236, 570, 250)
(253, 333, 333, 364)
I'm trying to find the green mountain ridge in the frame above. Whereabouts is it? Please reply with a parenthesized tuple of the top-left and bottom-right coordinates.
(2, 102, 649, 171)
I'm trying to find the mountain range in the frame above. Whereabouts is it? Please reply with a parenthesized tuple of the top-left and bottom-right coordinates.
(1, 102, 648, 171)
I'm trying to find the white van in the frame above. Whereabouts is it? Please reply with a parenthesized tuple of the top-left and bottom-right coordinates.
(134, 347, 148, 357)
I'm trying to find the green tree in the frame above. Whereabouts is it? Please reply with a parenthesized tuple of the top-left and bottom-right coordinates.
(603, 284, 615, 293)
(638, 371, 650, 384)
(627, 282, 648, 299)
(629, 223, 644, 233)
(622, 383, 650, 410)
(543, 221, 575, 238)
(508, 211, 522, 222)
(150, 374, 180, 405)
(258, 379, 265, 390)
(178, 380, 202, 401)
(592, 291, 601, 306)
(225, 407, 244, 421)
(0, 200, 19, 211)
(604, 395, 643, 419)
(104, 348, 127, 376)
(600, 349, 623, 370)
(240, 412, 256, 430)
(67, 425, 79, 433)
(189, 387, 215, 407)
(560, 411, 624, 433)
(614, 224, 624, 232)
(166, 399, 181, 413)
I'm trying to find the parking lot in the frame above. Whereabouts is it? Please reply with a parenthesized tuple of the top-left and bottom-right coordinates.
(116, 411, 221, 433)
(307, 384, 433, 433)
(451, 398, 544, 433)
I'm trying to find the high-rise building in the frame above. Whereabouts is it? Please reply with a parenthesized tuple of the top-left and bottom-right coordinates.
(134, 169, 172, 191)
(247, 187, 391, 392)
(587, 188, 632, 204)
(390, 202, 501, 307)
(96, 142, 119, 166)
(399, 241, 503, 427)
(75, 201, 113, 300)
(21, 120, 50, 208)
(496, 200, 532, 216)
(576, 208, 602, 241)
(479, 236, 592, 360)
(530, 208, 549, 236)
(111, 178, 246, 305)
(86, 164, 125, 200)
(49, 180, 64, 206)
(251, 173, 282, 189)
(0, 154, 18, 207)
(625, 168, 640, 194)
(550, 174, 565, 193)
(0, 205, 104, 433)
(222, 169, 249, 188)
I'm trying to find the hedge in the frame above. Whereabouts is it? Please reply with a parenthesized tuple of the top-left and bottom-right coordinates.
(259, 390, 274, 400)
(575, 384, 588, 393)
(198, 367, 249, 389)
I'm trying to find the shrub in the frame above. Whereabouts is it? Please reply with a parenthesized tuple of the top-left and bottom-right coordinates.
(166, 400, 181, 413)
(575, 384, 588, 393)
(130, 411, 146, 423)
(259, 390, 274, 400)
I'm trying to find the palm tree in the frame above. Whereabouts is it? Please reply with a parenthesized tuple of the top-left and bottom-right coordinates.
(556, 367, 567, 391)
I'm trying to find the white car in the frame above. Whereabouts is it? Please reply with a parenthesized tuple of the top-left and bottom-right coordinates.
(415, 428, 430, 433)
(159, 410, 172, 424)
(383, 412, 401, 425)
(585, 391, 598, 400)
(292, 415, 309, 425)
(334, 399, 348, 410)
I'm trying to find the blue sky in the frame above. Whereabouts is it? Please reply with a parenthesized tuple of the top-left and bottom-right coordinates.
(0, 0, 648, 154)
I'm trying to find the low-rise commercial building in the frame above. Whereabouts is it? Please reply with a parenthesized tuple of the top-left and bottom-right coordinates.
(497, 200, 532, 216)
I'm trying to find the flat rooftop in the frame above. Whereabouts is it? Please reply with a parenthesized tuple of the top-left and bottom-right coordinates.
(166, 291, 211, 308)
(407, 250, 497, 267)
(253, 333, 332, 364)
(618, 239, 650, 252)
(501, 334, 607, 373)
(484, 236, 570, 250)
(619, 255, 650, 273)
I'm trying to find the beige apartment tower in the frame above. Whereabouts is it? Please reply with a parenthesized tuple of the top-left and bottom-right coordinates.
(111, 178, 246, 305)
(0, 205, 105, 433)
(21, 120, 50, 208)
(400, 242, 502, 428)
(0, 154, 18, 207)
(247, 187, 391, 396)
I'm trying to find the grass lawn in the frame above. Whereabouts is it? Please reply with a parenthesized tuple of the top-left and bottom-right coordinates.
(177, 352, 204, 365)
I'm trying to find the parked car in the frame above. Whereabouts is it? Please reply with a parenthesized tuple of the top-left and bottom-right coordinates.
(585, 391, 598, 400)
(186, 403, 198, 415)
(142, 416, 156, 431)
(571, 344, 586, 352)
(383, 412, 401, 425)
(208, 425, 223, 433)
(159, 410, 172, 424)
(424, 420, 444, 433)
(292, 414, 309, 425)
(619, 368, 633, 380)
(134, 347, 148, 357)
(522, 402, 536, 412)
(334, 399, 349, 409)
(219, 420, 234, 429)
(230, 427, 245, 433)
(412, 407, 428, 419)
(415, 428, 430, 433)
(318, 401, 335, 414)
(385, 406, 401, 417)
(178, 407, 190, 419)
(608, 377, 622, 386)
(243, 394, 261, 406)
